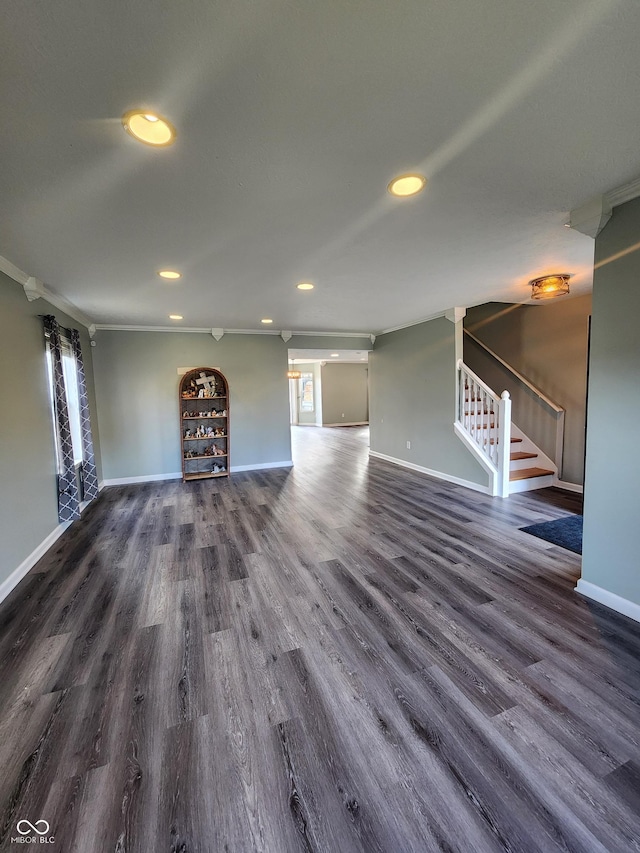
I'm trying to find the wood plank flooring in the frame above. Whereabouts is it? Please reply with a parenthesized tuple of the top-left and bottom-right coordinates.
(1, 425, 639, 852)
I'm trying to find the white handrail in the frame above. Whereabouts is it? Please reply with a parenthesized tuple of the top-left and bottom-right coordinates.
(455, 359, 510, 497)
(463, 328, 565, 477)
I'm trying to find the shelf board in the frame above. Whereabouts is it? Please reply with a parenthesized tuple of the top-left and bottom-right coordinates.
(183, 471, 229, 481)
(183, 436, 227, 441)
(184, 454, 228, 461)
(182, 415, 227, 420)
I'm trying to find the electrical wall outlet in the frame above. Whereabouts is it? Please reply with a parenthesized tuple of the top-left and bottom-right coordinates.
(406, 440, 411, 449)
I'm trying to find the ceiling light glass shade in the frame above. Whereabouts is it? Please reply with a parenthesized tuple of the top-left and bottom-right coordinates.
(387, 173, 427, 197)
(297, 282, 314, 290)
(287, 370, 302, 379)
(530, 274, 571, 300)
(169, 314, 183, 320)
(122, 110, 176, 146)
(261, 318, 273, 324)
(158, 270, 181, 280)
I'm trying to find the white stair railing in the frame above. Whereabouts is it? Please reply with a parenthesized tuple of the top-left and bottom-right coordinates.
(455, 360, 511, 497)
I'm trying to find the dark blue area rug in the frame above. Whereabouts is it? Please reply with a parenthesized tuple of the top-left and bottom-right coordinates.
(520, 515, 583, 554)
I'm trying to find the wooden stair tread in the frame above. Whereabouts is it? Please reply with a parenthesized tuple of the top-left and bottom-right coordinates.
(510, 451, 538, 461)
(509, 466, 554, 482)
(487, 437, 522, 444)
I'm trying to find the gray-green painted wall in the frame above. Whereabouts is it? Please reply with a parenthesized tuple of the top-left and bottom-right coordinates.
(93, 330, 292, 480)
(369, 317, 488, 487)
(464, 297, 591, 485)
(0, 273, 101, 585)
(321, 363, 369, 425)
(582, 197, 640, 606)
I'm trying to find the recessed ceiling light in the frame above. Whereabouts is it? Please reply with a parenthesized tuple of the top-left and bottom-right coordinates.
(169, 314, 183, 320)
(261, 318, 273, 324)
(297, 282, 314, 290)
(122, 110, 176, 147)
(387, 173, 427, 198)
(331, 353, 339, 357)
(158, 270, 181, 280)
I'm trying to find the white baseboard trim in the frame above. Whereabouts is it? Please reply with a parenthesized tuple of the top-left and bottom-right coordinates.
(324, 422, 369, 427)
(575, 579, 640, 624)
(369, 450, 490, 495)
(554, 479, 584, 494)
(101, 472, 183, 487)
(231, 460, 293, 472)
(0, 522, 71, 606)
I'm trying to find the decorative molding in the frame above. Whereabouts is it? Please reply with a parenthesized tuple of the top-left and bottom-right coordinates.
(575, 579, 640, 625)
(370, 334, 376, 345)
(445, 307, 467, 324)
(281, 331, 292, 343)
(0, 254, 93, 327)
(605, 174, 640, 209)
(0, 523, 71, 606)
(211, 328, 224, 341)
(101, 472, 182, 486)
(0, 253, 29, 285)
(88, 324, 96, 339)
(369, 449, 491, 494)
(23, 276, 46, 301)
(94, 324, 374, 338)
(378, 310, 446, 336)
(568, 195, 612, 239)
(230, 460, 293, 472)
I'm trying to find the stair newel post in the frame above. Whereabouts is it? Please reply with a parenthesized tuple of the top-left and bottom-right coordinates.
(497, 390, 511, 497)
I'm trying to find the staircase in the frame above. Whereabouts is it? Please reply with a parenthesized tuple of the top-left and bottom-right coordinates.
(455, 360, 557, 497)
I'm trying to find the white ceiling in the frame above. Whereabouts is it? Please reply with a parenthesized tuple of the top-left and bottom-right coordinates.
(2, 0, 639, 334)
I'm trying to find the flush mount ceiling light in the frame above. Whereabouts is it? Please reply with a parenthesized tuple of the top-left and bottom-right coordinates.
(330, 353, 339, 357)
(261, 318, 273, 324)
(122, 110, 176, 147)
(157, 270, 181, 280)
(169, 314, 183, 320)
(297, 282, 314, 291)
(530, 274, 571, 300)
(387, 173, 427, 198)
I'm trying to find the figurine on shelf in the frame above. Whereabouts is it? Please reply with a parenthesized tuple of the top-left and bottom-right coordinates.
(206, 427, 214, 437)
(212, 463, 226, 474)
(222, 409, 227, 417)
(184, 429, 192, 439)
(214, 427, 225, 437)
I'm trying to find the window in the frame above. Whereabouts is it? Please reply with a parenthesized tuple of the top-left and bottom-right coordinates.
(45, 334, 83, 471)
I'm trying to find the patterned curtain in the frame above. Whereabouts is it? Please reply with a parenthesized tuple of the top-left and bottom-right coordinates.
(43, 315, 80, 522)
(70, 329, 99, 502)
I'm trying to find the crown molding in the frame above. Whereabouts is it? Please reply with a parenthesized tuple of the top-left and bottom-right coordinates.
(0, 253, 93, 328)
(378, 310, 446, 336)
(94, 324, 374, 338)
(605, 175, 640, 209)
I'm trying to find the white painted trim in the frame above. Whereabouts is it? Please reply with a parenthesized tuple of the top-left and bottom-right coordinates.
(575, 579, 640, 625)
(378, 311, 445, 336)
(605, 175, 640, 209)
(0, 522, 70, 606)
(0, 254, 93, 327)
(554, 479, 584, 494)
(323, 422, 369, 427)
(453, 422, 498, 496)
(230, 460, 293, 472)
(94, 324, 374, 339)
(101, 472, 182, 486)
(508, 474, 555, 494)
(369, 450, 490, 495)
(0, 253, 29, 285)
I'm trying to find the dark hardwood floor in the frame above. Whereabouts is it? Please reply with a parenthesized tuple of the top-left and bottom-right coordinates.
(1, 425, 639, 852)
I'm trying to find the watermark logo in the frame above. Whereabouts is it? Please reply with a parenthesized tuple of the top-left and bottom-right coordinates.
(16, 822, 49, 836)
(11, 819, 55, 844)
